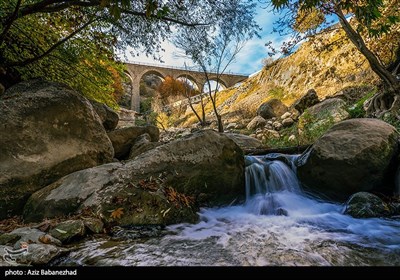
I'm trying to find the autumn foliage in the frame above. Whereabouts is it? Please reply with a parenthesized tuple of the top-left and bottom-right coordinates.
(157, 76, 199, 101)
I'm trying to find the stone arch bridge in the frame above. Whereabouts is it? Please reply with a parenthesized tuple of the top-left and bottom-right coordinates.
(125, 62, 248, 112)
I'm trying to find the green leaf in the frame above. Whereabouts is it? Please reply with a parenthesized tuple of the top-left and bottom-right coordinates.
(55, 229, 67, 234)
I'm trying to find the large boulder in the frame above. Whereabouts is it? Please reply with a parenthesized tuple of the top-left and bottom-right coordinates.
(108, 126, 159, 160)
(0, 80, 114, 219)
(343, 192, 391, 218)
(292, 89, 319, 113)
(257, 99, 288, 119)
(23, 130, 245, 225)
(90, 100, 119, 131)
(298, 98, 349, 133)
(298, 119, 399, 199)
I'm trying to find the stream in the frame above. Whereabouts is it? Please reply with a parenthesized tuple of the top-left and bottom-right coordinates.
(54, 155, 400, 266)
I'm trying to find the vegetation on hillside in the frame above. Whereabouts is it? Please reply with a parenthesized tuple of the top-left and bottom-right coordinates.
(269, 0, 400, 117)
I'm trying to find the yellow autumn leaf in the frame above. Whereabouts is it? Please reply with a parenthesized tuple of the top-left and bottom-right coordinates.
(110, 208, 124, 219)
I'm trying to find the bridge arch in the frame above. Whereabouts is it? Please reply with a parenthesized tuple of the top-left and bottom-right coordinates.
(125, 62, 248, 112)
(202, 77, 228, 93)
(139, 69, 166, 81)
(176, 74, 201, 91)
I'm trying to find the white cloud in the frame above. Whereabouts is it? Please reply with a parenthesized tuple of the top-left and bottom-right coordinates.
(120, 4, 290, 77)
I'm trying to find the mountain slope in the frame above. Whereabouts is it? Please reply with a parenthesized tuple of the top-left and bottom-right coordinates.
(169, 25, 381, 128)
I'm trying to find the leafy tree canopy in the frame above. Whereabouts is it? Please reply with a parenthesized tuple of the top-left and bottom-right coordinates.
(0, 0, 259, 107)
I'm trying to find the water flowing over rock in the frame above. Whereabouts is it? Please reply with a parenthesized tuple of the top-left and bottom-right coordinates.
(245, 155, 300, 215)
(0, 80, 114, 219)
(298, 119, 400, 199)
(23, 130, 244, 226)
(53, 152, 400, 266)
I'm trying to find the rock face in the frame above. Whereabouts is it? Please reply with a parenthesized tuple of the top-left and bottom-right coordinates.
(108, 126, 160, 160)
(293, 89, 319, 113)
(257, 99, 288, 119)
(343, 192, 391, 218)
(90, 100, 119, 131)
(0, 80, 114, 219)
(298, 119, 399, 199)
(24, 130, 245, 226)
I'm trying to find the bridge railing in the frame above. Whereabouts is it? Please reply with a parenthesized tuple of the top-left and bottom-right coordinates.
(123, 60, 249, 76)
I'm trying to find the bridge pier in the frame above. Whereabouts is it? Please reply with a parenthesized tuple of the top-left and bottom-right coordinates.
(130, 76, 141, 112)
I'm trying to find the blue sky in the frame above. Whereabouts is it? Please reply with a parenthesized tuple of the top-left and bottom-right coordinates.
(124, 4, 286, 76)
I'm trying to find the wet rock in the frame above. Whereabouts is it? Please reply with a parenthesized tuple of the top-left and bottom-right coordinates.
(108, 125, 159, 160)
(257, 99, 288, 119)
(10, 227, 62, 247)
(298, 119, 399, 199)
(247, 116, 267, 130)
(82, 218, 104, 234)
(49, 220, 86, 244)
(0, 234, 19, 245)
(343, 192, 391, 218)
(1, 244, 66, 265)
(0, 80, 114, 218)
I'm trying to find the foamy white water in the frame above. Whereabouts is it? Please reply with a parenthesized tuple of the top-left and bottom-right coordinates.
(56, 155, 400, 266)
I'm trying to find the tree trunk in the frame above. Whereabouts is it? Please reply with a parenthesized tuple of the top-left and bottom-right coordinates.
(335, 7, 399, 91)
(216, 114, 224, 133)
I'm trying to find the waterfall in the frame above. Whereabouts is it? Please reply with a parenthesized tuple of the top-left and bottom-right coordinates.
(59, 153, 400, 266)
(245, 155, 301, 216)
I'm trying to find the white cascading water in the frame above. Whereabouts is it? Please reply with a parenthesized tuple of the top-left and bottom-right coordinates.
(245, 155, 301, 215)
(56, 155, 400, 266)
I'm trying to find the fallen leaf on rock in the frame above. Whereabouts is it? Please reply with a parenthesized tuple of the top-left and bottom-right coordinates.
(38, 235, 52, 244)
(110, 208, 124, 219)
(55, 228, 67, 234)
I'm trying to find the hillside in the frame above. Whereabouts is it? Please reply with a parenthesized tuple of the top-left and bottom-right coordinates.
(162, 25, 380, 128)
